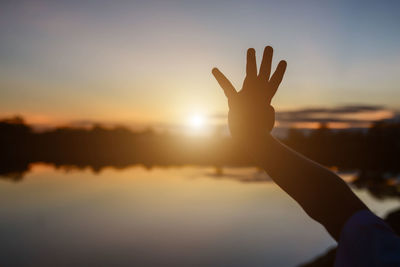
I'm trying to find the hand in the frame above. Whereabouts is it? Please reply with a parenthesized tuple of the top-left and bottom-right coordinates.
(212, 46, 286, 141)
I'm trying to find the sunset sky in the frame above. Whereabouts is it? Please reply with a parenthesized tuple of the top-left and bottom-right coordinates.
(1, 0, 399, 130)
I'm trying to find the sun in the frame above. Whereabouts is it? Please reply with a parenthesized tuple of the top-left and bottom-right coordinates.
(188, 114, 205, 129)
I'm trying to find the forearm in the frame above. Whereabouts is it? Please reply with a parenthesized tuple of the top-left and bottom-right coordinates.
(213, 45, 367, 240)
(242, 134, 367, 240)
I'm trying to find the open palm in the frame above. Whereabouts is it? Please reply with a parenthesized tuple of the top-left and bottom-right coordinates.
(212, 46, 287, 140)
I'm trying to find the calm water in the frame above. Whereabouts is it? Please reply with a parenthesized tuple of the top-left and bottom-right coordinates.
(1, 164, 399, 267)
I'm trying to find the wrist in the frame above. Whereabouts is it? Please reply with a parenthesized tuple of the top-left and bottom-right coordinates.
(231, 131, 274, 156)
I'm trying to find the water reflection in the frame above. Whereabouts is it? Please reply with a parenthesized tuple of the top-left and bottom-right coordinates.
(2, 161, 400, 200)
(0, 164, 399, 267)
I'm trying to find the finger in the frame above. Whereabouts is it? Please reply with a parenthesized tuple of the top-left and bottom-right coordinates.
(212, 68, 237, 98)
(246, 48, 257, 78)
(259, 46, 273, 80)
(269, 60, 287, 98)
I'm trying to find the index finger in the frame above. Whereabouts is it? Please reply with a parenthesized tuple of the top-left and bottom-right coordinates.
(246, 48, 257, 78)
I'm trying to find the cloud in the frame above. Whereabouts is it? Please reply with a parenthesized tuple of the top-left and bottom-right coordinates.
(212, 105, 397, 129)
(277, 105, 393, 124)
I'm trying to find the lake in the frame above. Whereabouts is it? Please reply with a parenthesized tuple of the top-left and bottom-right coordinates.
(0, 164, 399, 266)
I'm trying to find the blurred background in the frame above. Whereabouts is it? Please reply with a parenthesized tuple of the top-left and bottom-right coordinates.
(1, 1, 400, 266)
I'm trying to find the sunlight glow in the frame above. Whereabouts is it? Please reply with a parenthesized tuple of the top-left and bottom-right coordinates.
(188, 114, 205, 129)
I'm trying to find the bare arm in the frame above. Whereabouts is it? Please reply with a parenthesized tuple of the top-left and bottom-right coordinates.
(212, 46, 367, 241)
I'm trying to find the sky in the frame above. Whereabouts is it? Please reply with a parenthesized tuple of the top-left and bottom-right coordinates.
(0, 0, 399, 130)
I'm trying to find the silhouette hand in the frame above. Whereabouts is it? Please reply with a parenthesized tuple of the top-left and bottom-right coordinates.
(212, 46, 286, 140)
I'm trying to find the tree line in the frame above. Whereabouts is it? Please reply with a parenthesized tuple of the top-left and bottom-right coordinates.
(1, 116, 399, 186)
